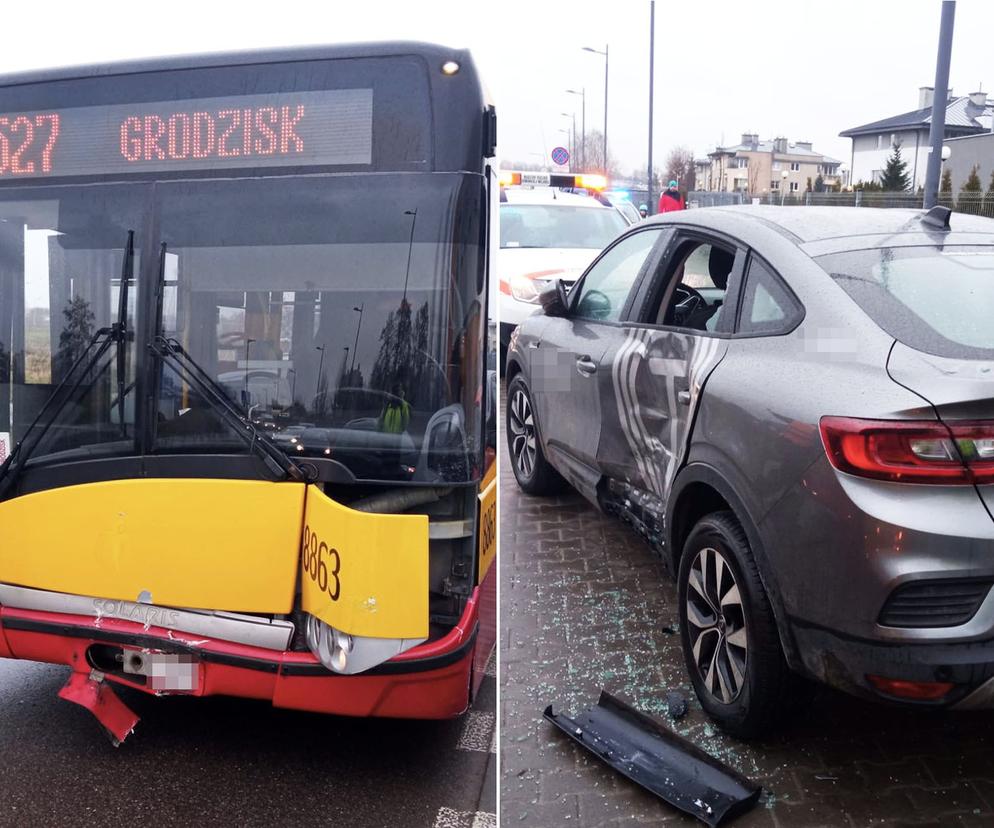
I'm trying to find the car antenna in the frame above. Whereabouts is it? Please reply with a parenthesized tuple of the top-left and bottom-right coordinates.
(921, 205, 952, 231)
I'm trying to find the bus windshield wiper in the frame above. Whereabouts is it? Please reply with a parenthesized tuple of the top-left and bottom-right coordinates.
(148, 336, 306, 482)
(0, 231, 135, 502)
(115, 231, 135, 437)
(145, 245, 303, 482)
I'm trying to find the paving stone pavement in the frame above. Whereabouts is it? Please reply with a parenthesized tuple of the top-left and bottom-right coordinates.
(499, 398, 994, 827)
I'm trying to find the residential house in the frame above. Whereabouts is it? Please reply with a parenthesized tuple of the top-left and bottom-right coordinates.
(694, 158, 711, 189)
(840, 87, 993, 189)
(699, 134, 843, 196)
(943, 131, 994, 194)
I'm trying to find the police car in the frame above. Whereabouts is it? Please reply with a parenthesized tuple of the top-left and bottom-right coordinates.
(498, 171, 629, 360)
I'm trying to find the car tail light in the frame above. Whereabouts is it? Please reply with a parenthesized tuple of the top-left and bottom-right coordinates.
(867, 675, 955, 701)
(820, 417, 994, 485)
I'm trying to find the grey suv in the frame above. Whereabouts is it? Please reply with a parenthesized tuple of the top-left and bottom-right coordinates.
(505, 206, 994, 737)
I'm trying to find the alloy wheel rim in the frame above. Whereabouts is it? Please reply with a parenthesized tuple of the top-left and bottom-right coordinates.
(508, 387, 537, 479)
(685, 546, 748, 704)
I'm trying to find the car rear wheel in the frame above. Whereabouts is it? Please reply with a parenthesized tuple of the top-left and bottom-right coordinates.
(677, 510, 797, 739)
(506, 375, 564, 495)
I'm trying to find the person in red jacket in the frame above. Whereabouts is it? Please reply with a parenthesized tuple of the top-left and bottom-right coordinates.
(658, 179, 685, 213)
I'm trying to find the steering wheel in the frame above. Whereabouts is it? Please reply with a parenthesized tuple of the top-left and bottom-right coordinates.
(668, 284, 705, 325)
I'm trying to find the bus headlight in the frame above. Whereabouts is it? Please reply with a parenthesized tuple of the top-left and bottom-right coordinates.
(333, 628, 353, 659)
(304, 614, 425, 675)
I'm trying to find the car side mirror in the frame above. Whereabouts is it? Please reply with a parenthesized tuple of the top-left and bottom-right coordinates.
(538, 279, 570, 318)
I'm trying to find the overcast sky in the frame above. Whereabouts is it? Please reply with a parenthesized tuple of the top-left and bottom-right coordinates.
(3, 0, 992, 175)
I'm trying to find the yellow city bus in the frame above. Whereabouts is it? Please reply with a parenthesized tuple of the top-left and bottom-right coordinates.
(0, 42, 497, 742)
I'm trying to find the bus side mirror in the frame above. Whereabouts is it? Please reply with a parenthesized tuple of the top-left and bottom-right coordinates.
(538, 279, 570, 318)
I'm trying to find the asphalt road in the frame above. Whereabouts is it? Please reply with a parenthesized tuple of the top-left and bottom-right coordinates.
(0, 655, 495, 827)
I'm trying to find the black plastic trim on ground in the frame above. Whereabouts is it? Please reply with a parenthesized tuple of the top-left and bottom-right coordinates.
(545, 691, 761, 827)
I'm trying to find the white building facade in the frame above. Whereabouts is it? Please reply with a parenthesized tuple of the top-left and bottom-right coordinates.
(841, 87, 992, 190)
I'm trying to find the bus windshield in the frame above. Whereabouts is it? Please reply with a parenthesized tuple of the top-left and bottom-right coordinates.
(0, 172, 487, 484)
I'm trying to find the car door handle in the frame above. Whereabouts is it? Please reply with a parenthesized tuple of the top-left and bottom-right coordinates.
(677, 390, 692, 406)
(576, 356, 597, 377)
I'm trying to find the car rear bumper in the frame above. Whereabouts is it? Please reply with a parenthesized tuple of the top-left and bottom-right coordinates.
(760, 456, 994, 643)
(790, 616, 994, 708)
(0, 588, 482, 720)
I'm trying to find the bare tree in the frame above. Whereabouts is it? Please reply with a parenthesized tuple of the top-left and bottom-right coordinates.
(630, 165, 661, 192)
(664, 146, 696, 194)
(748, 158, 763, 195)
(499, 159, 549, 172)
(576, 130, 621, 178)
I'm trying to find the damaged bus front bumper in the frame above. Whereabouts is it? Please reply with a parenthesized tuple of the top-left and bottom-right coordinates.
(0, 582, 485, 743)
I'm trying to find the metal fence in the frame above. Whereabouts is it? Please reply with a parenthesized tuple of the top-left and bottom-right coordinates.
(749, 190, 994, 218)
(687, 191, 746, 208)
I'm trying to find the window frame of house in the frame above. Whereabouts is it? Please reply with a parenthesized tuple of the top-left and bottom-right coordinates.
(772, 161, 781, 171)
(771, 179, 780, 190)
(789, 161, 800, 171)
(789, 181, 800, 192)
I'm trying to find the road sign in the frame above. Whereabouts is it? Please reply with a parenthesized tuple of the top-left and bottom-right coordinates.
(551, 146, 569, 166)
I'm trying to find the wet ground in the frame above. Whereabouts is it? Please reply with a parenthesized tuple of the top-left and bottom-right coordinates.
(0, 654, 495, 827)
(499, 403, 994, 827)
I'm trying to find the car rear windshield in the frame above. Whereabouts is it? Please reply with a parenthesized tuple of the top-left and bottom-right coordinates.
(815, 245, 994, 359)
(500, 204, 626, 250)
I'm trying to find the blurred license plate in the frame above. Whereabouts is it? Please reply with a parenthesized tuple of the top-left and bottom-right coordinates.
(149, 654, 199, 691)
(123, 651, 200, 691)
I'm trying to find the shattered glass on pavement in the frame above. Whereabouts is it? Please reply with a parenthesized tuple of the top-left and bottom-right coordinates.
(499, 395, 994, 827)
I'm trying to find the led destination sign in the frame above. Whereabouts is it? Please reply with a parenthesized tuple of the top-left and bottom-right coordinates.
(0, 88, 373, 179)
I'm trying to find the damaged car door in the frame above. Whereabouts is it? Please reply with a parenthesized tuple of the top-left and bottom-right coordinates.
(529, 227, 666, 501)
(595, 231, 745, 544)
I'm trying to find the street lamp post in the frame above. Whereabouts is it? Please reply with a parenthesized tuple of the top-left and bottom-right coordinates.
(781, 169, 789, 206)
(402, 209, 417, 302)
(560, 113, 576, 169)
(315, 345, 326, 398)
(557, 127, 571, 169)
(923, 0, 956, 209)
(350, 304, 364, 378)
(647, 0, 656, 215)
(244, 338, 255, 406)
(566, 88, 585, 169)
(582, 45, 609, 174)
